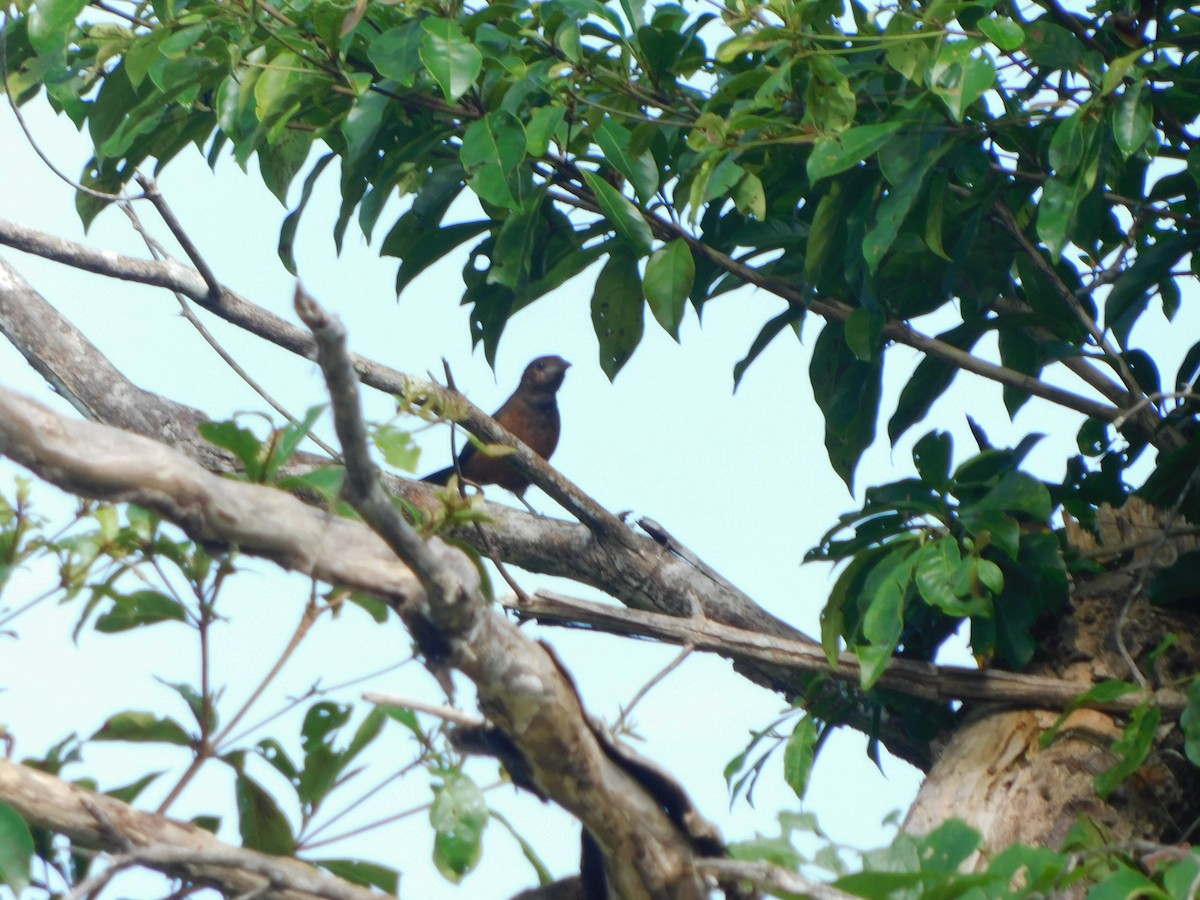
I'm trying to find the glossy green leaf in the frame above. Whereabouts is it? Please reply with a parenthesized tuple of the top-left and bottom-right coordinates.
(198, 419, 264, 481)
(807, 122, 903, 183)
(92, 711, 194, 745)
(430, 772, 488, 883)
(977, 18, 1024, 51)
(0, 803, 34, 893)
(926, 42, 995, 122)
(1095, 701, 1160, 799)
(844, 307, 884, 361)
(372, 423, 421, 471)
(1035, 176, 1081, 262)
(733, 306, 805, 389)
(524, 105, 566, 157)
(912, 431, 952, 489)
(733, 172, 766, 220)
(810, 321, 883, 491)
(95, 588, 188, 632)
(278, 153, 335, 275)
(420, 19, 482, 102)
(582, 170, 654, 257)
(591, 247, 644, 379)
(782, 716, 818, 800)
(1113, 80, 1152, 159)
(460, 111, 527, 209)
(236, 770, 295, 854)
(316, 859, 400, 894)
(368, 21, 424, 86)
(594, 118, 658, 202)
(643, 239, 694, 340)
(27, 0, 86, 52)
(391, 220, 492, 296)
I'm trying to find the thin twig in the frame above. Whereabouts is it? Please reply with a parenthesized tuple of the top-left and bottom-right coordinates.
(222, 657, 415, 747)
(613, 644, 693, 735)
(135, 173, 222, 301)
(363, 692, 485, 727)
(115, 202, 343, 461)
(156, 597, 325, 814)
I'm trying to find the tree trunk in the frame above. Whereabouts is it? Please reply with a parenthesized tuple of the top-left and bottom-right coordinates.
(905, 501, 1200, 862)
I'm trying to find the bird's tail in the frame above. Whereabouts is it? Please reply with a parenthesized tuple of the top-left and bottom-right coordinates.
(421, 466, 455, 485)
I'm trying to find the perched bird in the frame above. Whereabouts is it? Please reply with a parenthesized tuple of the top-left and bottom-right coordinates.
(422, 355, 570, 500)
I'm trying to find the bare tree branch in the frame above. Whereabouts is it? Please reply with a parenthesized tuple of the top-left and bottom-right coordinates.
(511, 591, 1189, 717)
(293, 285, 718, 899)
(0, 385, 424, 605)
(0, 758, 380, 900)
(697, 859, 857, 900)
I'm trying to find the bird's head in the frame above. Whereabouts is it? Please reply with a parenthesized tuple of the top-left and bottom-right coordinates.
(519, 355, 571, 394)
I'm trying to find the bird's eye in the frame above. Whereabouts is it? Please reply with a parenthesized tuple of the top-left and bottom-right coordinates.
(536, 361, 545, 369)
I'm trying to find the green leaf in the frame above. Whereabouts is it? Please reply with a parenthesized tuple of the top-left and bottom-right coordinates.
(856, 644, 894, 693)
(490, 808, 554, 886)
(460, 111, 527, 209)
(525, 105, 566, 157)
(430, 772, 488, 883)
(782, 716, 818, 800)
(94, 588, 188, 632)
(810, 321, 883, 491)
(315, 859, 400, 894)
(844, 308, 884, 362)
(278, 153, 335, 275)
(594, 119, 658, 203)
(733, 306, 805, 389)
(1113, 80, 1152, 159)
(1089, 865, 1169, 900)
(733, 172, 766, 220)
(912, 430, 952, 489)
(1035, 175, 1082, 262)
(643, 239, 694, 340)
(916, 537, 973, 614)
(92, 711, 194, 746)
(807, 122, 903, 183)
(391, 220, 492, 296)
(198, 419, 264, 481)
(1040, 680, 1141, 748)
(1179, 677, 1200, 766)
(926, 42, 995, 122)
(236, 771, 296, 855)
(368, 21, 424, 87)
(977, 18, 1024, 51)
(106, 771, 165, 804)
(372, 423, 421, 472)
(1095, 701, 1160, 799)
(591, 247, 645, 379)
(582, 170, 654, 256)
(28, 0, 87, 52)
(0, 803, 34, 893)
(963, 470, 1052, 521)
(420, 19, 482, 102)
